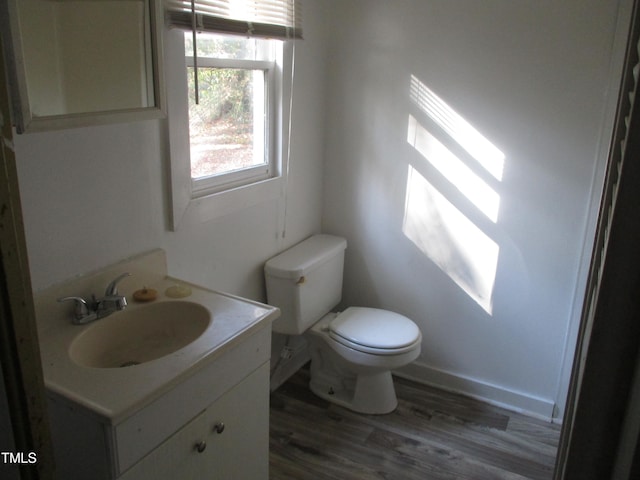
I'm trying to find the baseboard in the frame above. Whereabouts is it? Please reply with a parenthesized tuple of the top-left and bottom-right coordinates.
(395, 361, 556, 421)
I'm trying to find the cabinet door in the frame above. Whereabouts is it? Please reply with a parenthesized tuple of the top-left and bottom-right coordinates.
(118, 409, 209, 480)
(118, 362, 269, 480)
(202, 362, 270, 479)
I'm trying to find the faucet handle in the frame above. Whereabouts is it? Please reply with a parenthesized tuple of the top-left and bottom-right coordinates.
(58, 296, 91, 322)
(105, 272, 131, 296)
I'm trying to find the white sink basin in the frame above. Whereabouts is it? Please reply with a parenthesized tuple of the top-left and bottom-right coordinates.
(69, 301, 211, 368)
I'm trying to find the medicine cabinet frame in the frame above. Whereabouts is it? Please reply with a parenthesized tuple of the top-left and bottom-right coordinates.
(2, 0, 166, 134)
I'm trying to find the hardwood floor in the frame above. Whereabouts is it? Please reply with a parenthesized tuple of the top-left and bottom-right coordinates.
(269, 367, 560, 479)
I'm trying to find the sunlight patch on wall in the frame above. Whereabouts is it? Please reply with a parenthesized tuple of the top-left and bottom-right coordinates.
(407, 114, 500, 222)
(409, 75, 505, 181)
(404, 75, 505, 313)
(403, 165, 499, 314)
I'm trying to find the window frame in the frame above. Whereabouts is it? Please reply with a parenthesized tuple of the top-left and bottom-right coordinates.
(164, 27, 290, 231)
(186, 55, 277, 198)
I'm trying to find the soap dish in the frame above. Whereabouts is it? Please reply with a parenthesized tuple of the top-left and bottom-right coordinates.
(165, 284, 192, 298)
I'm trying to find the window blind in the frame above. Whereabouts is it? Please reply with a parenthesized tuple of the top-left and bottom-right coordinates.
(165, 0, 302, 39)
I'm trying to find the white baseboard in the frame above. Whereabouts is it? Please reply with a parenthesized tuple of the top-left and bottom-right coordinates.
(395, 361, 556, 422)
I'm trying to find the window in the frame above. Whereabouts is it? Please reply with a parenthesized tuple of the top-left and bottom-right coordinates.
(186, 32, 279, 196)
(164, 0, 301, 229)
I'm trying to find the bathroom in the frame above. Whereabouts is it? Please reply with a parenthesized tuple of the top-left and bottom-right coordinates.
(0, 0, 634, 477)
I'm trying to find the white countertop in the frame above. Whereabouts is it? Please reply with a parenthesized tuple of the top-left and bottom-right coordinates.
(35, 253, 279, 424)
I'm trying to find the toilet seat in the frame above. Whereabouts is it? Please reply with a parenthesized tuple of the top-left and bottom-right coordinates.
(329, 307, 421, 355)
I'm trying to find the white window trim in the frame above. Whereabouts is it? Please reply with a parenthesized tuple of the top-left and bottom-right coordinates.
(164, 28, 291, 230)
(187, 57, 275, 198)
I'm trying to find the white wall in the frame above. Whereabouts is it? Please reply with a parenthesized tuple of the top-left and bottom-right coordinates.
(12, 0, 629, 421)
(14, 1, 329, 303)
(322, 0, 628, 419)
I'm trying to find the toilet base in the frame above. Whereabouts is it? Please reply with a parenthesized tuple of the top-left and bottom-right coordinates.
(309, 368, 398, 414)
(305, 311, 420, 415)
(307, 329, 400, 414)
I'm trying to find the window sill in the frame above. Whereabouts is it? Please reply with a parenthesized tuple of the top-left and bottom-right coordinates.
(169, 175, 283, 231)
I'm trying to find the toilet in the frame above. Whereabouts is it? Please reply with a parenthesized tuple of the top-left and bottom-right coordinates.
(265, 234, 422, 414)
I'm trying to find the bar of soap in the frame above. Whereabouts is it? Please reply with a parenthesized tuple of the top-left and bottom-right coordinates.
(165, 284, 192, 298)
(133, 288, 157, 302)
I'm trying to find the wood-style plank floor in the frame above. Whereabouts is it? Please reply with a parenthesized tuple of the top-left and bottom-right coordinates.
(269, 367, 560, 480)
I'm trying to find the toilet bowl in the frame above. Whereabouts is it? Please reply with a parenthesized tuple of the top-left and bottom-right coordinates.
(264, 235, 422, 414)
(265, 234, 422, 414)
(307, 307, 421, 414)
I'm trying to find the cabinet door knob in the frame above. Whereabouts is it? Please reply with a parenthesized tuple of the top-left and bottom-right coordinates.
(213, 422, 225, 434)
(195, 440, 207, 453)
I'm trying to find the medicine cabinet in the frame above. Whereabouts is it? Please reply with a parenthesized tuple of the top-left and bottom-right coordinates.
(1, 0, 165, 133)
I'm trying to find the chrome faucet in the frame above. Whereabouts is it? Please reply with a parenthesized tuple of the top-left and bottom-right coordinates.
(58, 272, 131, 325)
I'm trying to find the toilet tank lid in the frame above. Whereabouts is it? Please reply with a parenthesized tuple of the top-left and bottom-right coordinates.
(265, 234, 347, 279)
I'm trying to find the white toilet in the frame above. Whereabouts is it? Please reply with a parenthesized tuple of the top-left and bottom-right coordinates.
(265, 234, 422, 414)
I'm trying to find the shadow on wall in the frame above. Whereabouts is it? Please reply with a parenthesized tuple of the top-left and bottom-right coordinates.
(403, 75, 505, 315)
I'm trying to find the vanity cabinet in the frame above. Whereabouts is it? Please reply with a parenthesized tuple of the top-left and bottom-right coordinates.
(119, 363, 269, 480)
(47, 326, 271, 480)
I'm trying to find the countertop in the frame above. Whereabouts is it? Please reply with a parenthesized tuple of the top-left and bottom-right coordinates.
(36, 275, 279, 424)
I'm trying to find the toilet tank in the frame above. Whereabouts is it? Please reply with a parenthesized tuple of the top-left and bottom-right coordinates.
(264, 234, 347, 335)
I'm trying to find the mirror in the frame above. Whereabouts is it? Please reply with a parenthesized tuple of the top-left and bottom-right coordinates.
(2, 0, 165, 133)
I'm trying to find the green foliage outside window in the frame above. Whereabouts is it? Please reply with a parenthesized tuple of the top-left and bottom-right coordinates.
(188, 67, 253, 128)
(186, 34, 257, 137)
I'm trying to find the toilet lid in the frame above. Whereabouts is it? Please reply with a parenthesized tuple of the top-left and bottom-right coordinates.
(329, 307, 421, 351)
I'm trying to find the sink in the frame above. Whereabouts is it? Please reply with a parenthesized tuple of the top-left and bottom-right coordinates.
(69, 301, 211, 368)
